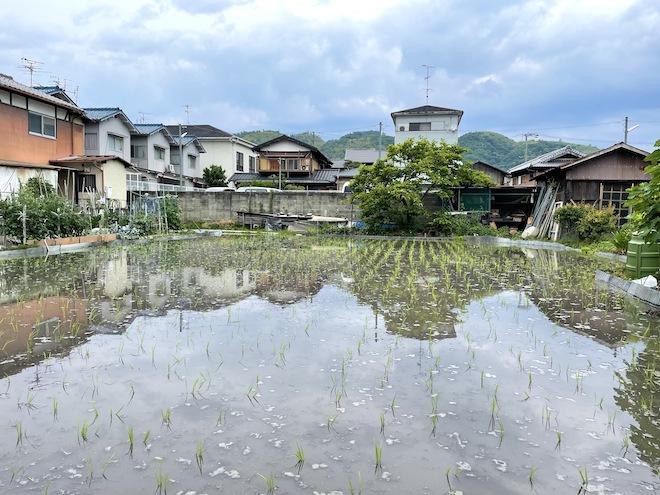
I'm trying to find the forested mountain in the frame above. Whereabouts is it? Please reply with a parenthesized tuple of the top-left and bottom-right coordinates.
(458, 132, 599, 169)
(236, 129, 598, 168)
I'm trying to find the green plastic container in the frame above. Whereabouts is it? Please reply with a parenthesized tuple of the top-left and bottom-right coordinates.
(626, 234, 660, 278)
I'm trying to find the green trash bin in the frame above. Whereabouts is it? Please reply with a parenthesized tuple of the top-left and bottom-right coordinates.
(626, 234, 660, 278)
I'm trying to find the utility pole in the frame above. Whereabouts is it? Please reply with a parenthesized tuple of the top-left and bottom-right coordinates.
(422, 64, 434, 104)
(178, 123, 185, 187)
(184, 105, 191, 125)
(523, 132, 538, 162)
(378, 122, 383, 160)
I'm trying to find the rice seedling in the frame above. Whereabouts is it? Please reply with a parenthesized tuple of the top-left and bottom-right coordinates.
(127, 426, 135, 457)
(78, 421, 90, 444)
(258, 473, 277, 494)
(374, 441, 383, 472)
(390, 394, 397, 417)
(195, 440, 205, 475)
(528, 465, 537, 488)
(143, 430, 151, 447)
(445, 467, 453, 492)
(326, 415, 337, 432)
(554, 430, 562, 450)
(14, 421, 24, 447)
(577, 467, 588, 494)
(294, 442, 305, 473)
(497, 419, 504, 448)
(51, 397, 58, 421)
(155, 470, 169, 495)
(161, 408, 172, 429)
(379, 412, 385, 435)
(621, 433, 630, 457)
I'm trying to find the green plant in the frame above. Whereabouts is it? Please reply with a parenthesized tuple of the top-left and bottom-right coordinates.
(432, 212, 494, 236)
(626, 139, 659, 243)
(611, 221, 635, 254)
(202, 165, 228, 187)
(576, 206, 616, 241)
(161, 195, 181, 230)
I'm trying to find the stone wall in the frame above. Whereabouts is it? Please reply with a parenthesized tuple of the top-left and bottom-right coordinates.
(178, 191, 359, 223)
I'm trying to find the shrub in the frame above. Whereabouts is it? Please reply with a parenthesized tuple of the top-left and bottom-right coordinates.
(576, 206, 617, 242)
(432, 212, 494, 236)
(554, 204, 616, 242)
(626, 139, 659, 244)
(611, 221, 636, 254)
(162, 195, 181, 230)
(202, 165, 228, 187)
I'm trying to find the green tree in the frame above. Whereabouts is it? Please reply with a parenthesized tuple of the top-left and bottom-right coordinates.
(351, 138, 494, 231)
(626, 140, 659, 243)
(202, 165, 228, 187)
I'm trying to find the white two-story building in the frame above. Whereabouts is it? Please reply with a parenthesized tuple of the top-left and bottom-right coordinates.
(391, 105, 463, 144)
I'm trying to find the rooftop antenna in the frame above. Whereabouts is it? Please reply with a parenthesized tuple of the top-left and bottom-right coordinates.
(624, 116, 639, 144)
(19, 57, 44, 86)
(523, 132, 539, 162)
(137, 112, 152, 124)
(184, 104, 191, 125)
(422, 64, 434, 104)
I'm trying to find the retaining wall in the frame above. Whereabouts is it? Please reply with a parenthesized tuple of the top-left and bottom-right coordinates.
(177, 191, 360, 223)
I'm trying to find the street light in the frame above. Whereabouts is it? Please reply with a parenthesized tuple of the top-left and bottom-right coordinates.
(178, 123, 188, 188)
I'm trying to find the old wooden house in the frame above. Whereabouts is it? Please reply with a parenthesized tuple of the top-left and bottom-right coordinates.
(471, 160, 509, 186)
(534, 142, 650, 225)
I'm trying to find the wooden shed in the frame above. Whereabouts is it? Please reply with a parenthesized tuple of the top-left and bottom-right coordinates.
(471, 160, 508, 186)
(535, 142, 649, 225)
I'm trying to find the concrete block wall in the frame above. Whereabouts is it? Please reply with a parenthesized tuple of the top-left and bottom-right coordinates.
(178, 191, 360, 223)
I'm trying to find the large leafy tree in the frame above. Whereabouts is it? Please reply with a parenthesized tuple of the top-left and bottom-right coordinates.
(626, 140, 659, 243)
(351, 138, 494, 231)
(202, 165, 228, 187)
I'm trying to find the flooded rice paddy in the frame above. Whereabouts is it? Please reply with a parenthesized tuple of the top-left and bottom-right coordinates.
(0, 235, 658, 494)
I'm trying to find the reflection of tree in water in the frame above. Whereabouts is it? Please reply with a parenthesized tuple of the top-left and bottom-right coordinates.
(614, 337, 660, 474)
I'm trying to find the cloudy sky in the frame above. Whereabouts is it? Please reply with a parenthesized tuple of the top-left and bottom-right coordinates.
(3, 0, 659, 149)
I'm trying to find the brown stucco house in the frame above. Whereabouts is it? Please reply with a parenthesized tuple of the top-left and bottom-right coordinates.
(0, 74, 85, 199)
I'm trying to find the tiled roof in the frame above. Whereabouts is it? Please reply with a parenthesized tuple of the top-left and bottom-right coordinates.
(229, 169, 340, 185)
(133, 124, 176, 144)
(50, 155, 133, 168)
(165, 124, 232, 138)
(172, 135, 206, 153)
(337, 167, 361, 178)
(508, 146, 586, 173)
(254, 134, 332, 166)
(344, 149, 385, 164)
(391, 105, 464, 124)
(0, 75, 83, 113)
(472, 160, 509, 173)
(83, 107, 122, 121)
(33, 85, 61, 95)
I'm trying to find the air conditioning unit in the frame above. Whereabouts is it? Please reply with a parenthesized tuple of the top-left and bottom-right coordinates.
(167, 164, 176, 173)
(301, 165, 309, 171)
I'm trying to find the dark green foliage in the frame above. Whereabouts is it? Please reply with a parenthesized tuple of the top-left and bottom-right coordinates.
(202, 165, 228, 187)
(162, 195, 182, 230)
(239, 179, 303, 191)
(352, 139, 494, 231)
(626, 140, 659, 244)
(0, 179, 89, 241)
(459, 132, 599, 170)
(611, 223, 635, 254)
(432, 212, 494, 236)
(235, 130, 283, 145)
(554, 204, 617, 242)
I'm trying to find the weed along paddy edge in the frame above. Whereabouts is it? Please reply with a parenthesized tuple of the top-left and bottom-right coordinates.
(0, 235, 657, 494)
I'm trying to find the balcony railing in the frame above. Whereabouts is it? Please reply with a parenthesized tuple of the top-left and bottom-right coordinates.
(126, 180, 198, 193)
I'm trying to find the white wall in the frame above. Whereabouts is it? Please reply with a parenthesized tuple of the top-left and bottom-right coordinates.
(260, 140, 309, 152)
(199, 138, 257, 176)
(394, 114, 460, 144)
(0, 166, 58, 199)
(96, 116, 132, 162)
(171, 142, 203, 178)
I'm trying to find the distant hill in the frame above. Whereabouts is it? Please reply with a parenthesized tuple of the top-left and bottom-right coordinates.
(458, 131, 599, 170)
(236, 129, 598, 168)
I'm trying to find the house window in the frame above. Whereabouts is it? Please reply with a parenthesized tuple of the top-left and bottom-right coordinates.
(78, 174, 97, 192)
(236, 152, 244, 172)
(28, 112, 56, 138)
(84, 133, 98, 150)
(188, 154, 196, 168)
(131, 144, 146, 159)
(108, 134, 124, 152)
(409, 122, 431, 131)
(249, 156, 256, 173)
(284, 158, 300, 170)
(154, 146, 166, 160)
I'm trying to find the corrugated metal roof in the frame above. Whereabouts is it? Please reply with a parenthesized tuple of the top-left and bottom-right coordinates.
(0, 75, 83, 113)
(344, 149, 384, 164)
(508, 146, 586, 173)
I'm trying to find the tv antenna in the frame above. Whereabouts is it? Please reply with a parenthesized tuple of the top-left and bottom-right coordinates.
(422, 64, 434, 104)
(184, 104, 191, 124)
(19, 57, 44, 86)
(137, 112, 152, 124)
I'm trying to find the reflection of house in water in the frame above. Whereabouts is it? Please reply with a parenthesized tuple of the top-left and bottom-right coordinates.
(254, 271, 324, 305)
(0, 296, 89, 375)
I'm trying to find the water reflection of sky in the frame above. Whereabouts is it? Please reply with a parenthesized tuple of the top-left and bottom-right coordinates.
(0, 237, 657, 494)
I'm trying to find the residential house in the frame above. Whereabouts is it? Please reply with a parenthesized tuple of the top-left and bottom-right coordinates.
(391, 105, 463, 144)
(169, 135, 207, 188)
(0, 74, 85, 198)
(130, 124, 175, 173)
(49, 155, 133, 208)
(166, 125, 258, 179)
(534, 142, 650, 225)
(230, 134, 336, 190)
(33, 85, 78, 106)
(471, 160, 509, 186)
(508, 146, 585, 187)
(83, 107, 137, 163)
